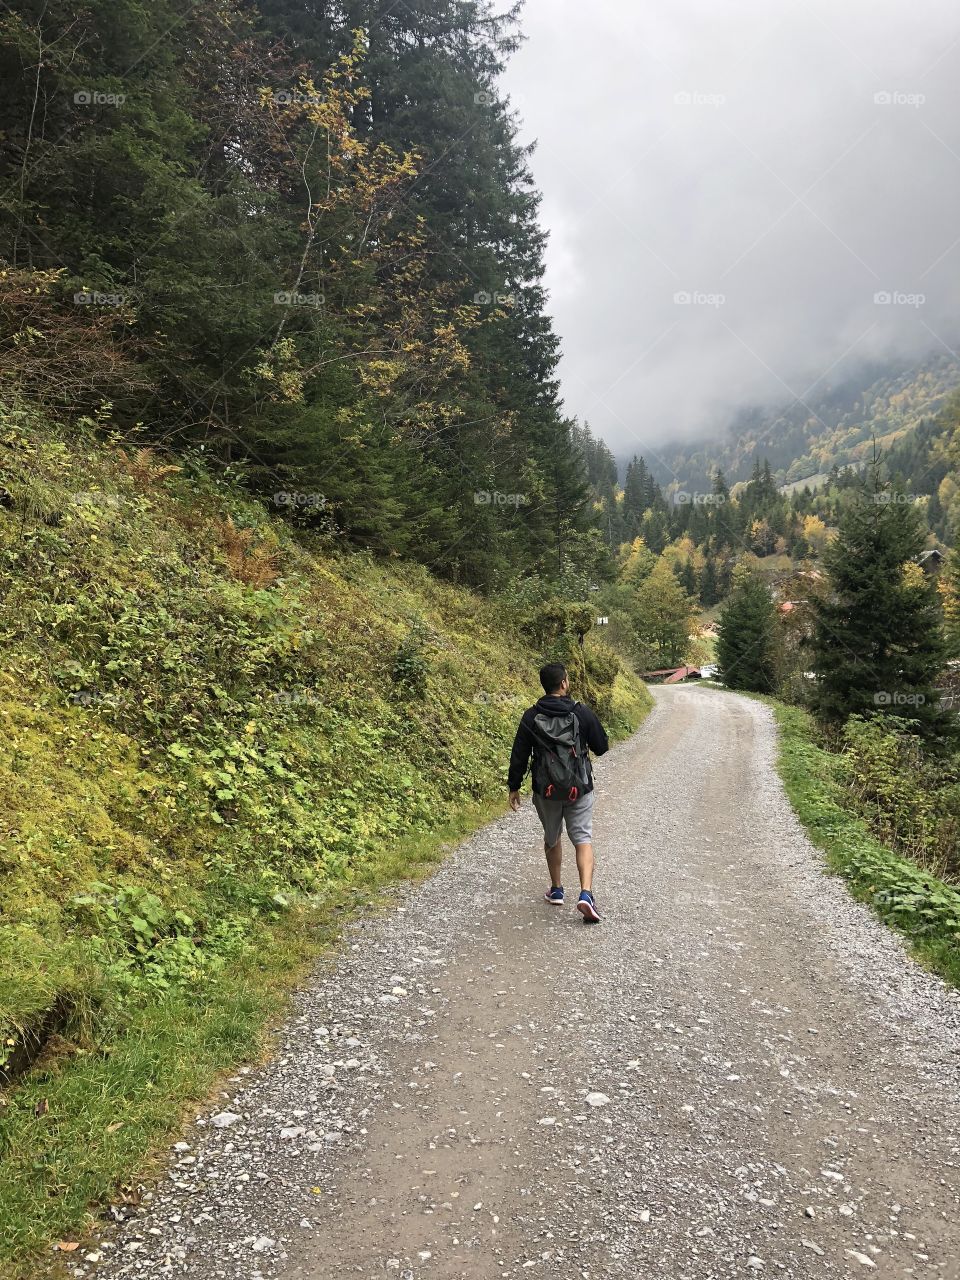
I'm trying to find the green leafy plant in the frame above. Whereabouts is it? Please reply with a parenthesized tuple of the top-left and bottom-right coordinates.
(391, 622, 431, 698)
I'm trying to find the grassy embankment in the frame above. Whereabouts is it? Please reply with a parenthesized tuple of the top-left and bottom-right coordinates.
(770, 700, 960, 988)
(0, 405, 651, 1275)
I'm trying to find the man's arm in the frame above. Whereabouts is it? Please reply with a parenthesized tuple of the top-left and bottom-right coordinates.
(507, 715, 533, 796)
(579, 705, 609, 756)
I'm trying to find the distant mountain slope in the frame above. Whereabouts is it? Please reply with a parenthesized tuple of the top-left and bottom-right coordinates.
(647, 354, 960, 493)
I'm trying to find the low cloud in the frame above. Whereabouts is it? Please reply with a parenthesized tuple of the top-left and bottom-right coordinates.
(502, 0, 960, 456)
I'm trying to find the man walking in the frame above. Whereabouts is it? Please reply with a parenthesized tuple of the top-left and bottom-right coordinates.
(508, 662, 609, 922)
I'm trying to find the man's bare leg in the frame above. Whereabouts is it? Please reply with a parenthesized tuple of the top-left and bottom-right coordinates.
(575, 842, 594, 893)
(545, 839, 563, 887)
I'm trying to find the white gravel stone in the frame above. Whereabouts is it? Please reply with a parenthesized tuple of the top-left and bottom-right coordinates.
(209, 1112, 240, 1129)
(846, 1250, 877, 1268)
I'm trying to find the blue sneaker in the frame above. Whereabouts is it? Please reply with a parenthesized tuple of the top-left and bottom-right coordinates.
(544, 885, 565, 905)
(577, 890, 601, 923)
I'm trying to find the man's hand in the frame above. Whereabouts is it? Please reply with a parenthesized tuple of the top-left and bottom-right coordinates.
(509, 790, 522, 812)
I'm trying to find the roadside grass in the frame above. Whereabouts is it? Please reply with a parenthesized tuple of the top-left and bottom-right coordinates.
(0, 407, 652, 1276)
(770, 700, 960, 989)
(0, 794, 503, 1280)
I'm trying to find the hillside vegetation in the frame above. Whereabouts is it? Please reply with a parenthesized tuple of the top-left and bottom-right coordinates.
(657, 354, 960, 493)
(0, 406, 650, 1271)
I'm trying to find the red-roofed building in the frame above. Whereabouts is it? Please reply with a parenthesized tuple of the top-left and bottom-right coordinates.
(641, 666, 702, 684)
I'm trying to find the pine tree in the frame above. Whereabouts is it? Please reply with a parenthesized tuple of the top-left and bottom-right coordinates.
(810, 468, 954, 739)
(681, 558, 698, 600)
(622, 456, 650, 539)
(716, 571, 779, 692)
(700, 557, 719, 606)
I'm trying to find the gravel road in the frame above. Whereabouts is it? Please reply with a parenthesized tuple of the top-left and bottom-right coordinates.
(86, 686, 960, 1280)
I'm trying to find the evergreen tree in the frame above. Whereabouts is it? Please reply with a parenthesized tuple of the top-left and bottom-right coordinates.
(622, 456, 652, 539)
(700, 557, 719, 607)
(641, 506, 670, 555)
(716, 572, 780, 692)
(810, 468, 954, 739)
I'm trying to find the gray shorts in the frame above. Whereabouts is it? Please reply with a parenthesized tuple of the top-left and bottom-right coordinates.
(533, 788, 595, 847)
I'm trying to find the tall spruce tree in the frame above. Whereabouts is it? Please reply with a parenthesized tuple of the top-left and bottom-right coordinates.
(810, 468, 953, 739)
(716, 571, 779, 692)
(700, 557, 720, 607)
(622, 456, 650, 540)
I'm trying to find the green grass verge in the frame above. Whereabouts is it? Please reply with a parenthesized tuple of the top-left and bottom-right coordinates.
(0, 794, 505, 1280)
(770, 699, 960, 988)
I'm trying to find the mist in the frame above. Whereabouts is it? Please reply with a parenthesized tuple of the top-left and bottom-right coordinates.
(501, 0, 960, 458)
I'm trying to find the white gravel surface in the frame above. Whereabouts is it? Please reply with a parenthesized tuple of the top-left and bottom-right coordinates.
(84, 686, 960, 1279)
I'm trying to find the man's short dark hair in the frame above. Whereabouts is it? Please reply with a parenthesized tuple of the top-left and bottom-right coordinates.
(539, 662, 568, 694)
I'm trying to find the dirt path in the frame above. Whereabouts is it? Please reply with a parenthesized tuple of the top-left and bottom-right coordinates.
(90, 687, 960, 1280)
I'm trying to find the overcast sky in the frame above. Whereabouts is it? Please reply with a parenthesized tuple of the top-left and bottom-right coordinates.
(499, 0, 960, 457)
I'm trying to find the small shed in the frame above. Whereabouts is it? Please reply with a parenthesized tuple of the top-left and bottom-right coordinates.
(918, 548, 945, 575)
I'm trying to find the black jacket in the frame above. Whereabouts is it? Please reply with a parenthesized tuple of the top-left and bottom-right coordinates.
(507, 695, 609, 794)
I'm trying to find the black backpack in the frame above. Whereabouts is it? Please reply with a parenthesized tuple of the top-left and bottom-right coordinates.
(530, 705, 590, 802)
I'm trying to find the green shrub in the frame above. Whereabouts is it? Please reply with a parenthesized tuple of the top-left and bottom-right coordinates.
(840, 714, 960, 878)
(391, 621, 431, 698)
(773, 701, 960, 986)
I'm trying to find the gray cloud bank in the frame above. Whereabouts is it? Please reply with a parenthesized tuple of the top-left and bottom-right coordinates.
(501, 0, 960, 453)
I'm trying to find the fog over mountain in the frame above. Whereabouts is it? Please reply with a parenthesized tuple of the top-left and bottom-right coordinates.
(501, 0, 960, 463)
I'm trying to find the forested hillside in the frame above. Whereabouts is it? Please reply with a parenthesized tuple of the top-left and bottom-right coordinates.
(653, 354, 960, 494)
(0, 0, 608, 588)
